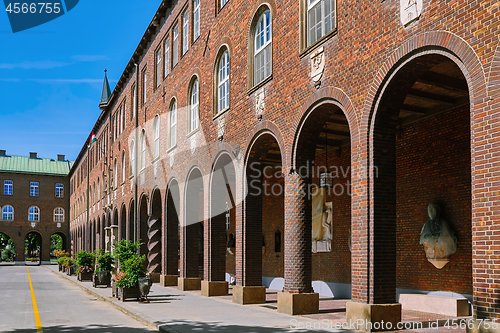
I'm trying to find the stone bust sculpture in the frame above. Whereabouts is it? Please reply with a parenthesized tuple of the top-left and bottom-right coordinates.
(419, 203, 457, 269)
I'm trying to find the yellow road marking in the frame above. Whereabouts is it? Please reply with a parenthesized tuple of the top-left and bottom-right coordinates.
(27, 268, 43, 333)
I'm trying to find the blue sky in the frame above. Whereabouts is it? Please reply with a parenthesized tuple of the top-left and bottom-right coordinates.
(0, 1, 162, 161)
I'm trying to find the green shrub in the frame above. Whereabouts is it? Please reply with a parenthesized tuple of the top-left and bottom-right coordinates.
(114, 240, 142, 266)
(57, 256, 67, 266)
(95, 252, 114, 273)
(75, 251, 95, 269)
(115, 254, 147, 288)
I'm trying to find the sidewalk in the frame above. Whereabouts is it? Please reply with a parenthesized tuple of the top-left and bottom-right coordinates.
(44, 265, 468, 333)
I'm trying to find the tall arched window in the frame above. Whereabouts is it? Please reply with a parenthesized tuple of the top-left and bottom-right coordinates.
(114, 158, 118, 188)
(2, 205, 14, 221)
(97, 177, 100, 201)
(141, 131, 146, 170)
(130, 141, 136, 176)
(169, 100, 177, 148)
(307, 0, 336, 46)
(29, 206, 40, 222)
(153, 115, 160, 158)
(217, 49, 230, 114)
(122, 152, 126, 184)
(189, 78, 199, 133)
(54, 207, 65, 222)
(254, 9, 272, 85)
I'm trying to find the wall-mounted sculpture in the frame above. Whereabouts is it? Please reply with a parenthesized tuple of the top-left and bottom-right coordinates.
(419, 203, 457, 269)
(312, 188, 333, 253)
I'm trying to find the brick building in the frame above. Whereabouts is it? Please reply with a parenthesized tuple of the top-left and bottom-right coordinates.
(0, 150, 71, 263)
(69, 0, 500, 324)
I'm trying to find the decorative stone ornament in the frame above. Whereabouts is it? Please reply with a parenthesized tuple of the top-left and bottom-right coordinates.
(400, 0, 423, 26)
(169, 153, 175, 169)
(190, 135, 197, 155)
(419, 203, 458, 269)
(217, 116, 226, 141)
(256, 88, 265, 120)
(310, 46, 325, 82)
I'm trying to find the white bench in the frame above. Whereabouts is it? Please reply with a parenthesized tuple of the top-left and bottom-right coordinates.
(399, 294, 469, 316)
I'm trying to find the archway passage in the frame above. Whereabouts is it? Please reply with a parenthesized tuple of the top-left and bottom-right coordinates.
(0, 233, 16, 263)
(50, 233, 66, 258)
(139, 196, 149, 258)
(235, 133, 284, 304)
(120, 204, 127, 242)
(148, 189, 163, 281)
(164, 180, 180, 286)
(180, 168, 204, 291)
(128, 200, 135, 242)
(25, 232, 42, 263)
(370, 54, 471, 308)
(204, 154, 236, 296)
(293, 101, 352, 302)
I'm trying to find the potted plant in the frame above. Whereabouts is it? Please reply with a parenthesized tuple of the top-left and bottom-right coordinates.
(112, 240, 142, 297)
(64, 257, 76, 275)
(116, 254, 147, 302)
(94, 250, 113, 288)
(57, 256, 67, 271)
(76, 251, 95, 281)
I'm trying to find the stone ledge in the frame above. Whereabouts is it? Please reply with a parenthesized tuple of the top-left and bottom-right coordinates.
(399, 294, 469, 317)
(178, 277, 201, 291)
(201, 281, 228, 297)
(160, 275, 178, 287)
(346, 301, 402, 332)
(277, 291, 319, 315)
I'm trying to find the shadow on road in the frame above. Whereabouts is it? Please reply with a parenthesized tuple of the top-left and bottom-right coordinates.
(5, 324, 154, 332)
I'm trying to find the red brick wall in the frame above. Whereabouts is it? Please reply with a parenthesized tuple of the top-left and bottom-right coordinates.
(396, 105, 472, 294)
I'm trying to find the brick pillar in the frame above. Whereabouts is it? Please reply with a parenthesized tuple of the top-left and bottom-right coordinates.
(283, 172, 312, 293)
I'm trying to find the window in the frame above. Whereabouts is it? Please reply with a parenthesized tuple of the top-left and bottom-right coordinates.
(114, 159, 118, 188)
(54, 207, 64, 222)
(130, 141, 136, 176)
(122, 153, 126, 183)
(173, 25, 179, 67)
(170, 101, 177, 148)
(307, 0, 336, 46)
(29, 206, 40, 222)
(132, 84, 137, 119)
(142, 69, 147, 104)
(220, 0, 228, 9)
(4, 180, 13, 195)
(164, 37, 170, 77)
(182, 10, 189, 55)
(30, 182, 39, 197)
(254, 9, 272, 85)
(141, 131, 146, 169)
(189, 78, 199, 132)
(97, 178, 100, 200)
(2, 205, 13, 221)
(153, 115, 160, 158)
(193, 0, 200, 40)
(217, 49, 230, 113)
(156, 47, 162, 87)
(55, 184, 64, 198)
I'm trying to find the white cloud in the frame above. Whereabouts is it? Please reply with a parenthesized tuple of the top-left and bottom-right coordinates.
(0, 60, 72, 70)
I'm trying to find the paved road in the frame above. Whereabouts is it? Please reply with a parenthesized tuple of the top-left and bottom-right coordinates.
(0, 265, 153, 332)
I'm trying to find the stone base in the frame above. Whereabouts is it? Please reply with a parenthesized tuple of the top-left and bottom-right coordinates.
(232, 285, 266, 305)
(178, 277, 201, 291)
(277, 291, 319, 315)
(201, 281, 228, 297)
(149, 273, 161, 283)
(467, 319, 500, 333)
(160, 275, 178, 287)
(346, 301, 402, 332)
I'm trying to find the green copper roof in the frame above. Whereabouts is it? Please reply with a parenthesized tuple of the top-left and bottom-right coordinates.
(100, 70, 111, 105)
(0, 155, 73, 175)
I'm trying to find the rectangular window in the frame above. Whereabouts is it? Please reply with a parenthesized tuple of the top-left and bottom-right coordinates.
(55, 183, 64, 198)
(193, 0, 200, 40)
(30, 182, 39, 197)
(307, 0, 336, 46)
(156, 47, 162, 87)
(164, 37, 170, 77)
(170, 105, 177, 148)
(173, 24, 179, 67)
(4, 180, 13, 195)
(220, 0, 228, 9)
(142, 69, 147, 104)
(182, 10, 189, 55)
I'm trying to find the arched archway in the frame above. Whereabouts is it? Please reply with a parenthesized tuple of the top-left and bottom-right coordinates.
(139, 195, 149, 257)
(204, 153, 236, 296)
(50, 232, 67, 257)
(179, 168, 204, 290)
(25, 231, 42, 264)
(235, 132, 284, 304)
(120, 204, 127, 241)
(164, 180, 180, 286)
(128, 199, 136, 242)
(0, 232, 16, 263)
(366, 52, 471, 316)
(148, 189, 163, 281)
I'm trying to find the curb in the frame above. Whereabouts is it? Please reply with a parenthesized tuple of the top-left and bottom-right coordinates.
(44, 266, 162, 332)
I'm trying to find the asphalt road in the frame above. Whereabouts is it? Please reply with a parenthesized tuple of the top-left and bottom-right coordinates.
(0, 265, 153, 332)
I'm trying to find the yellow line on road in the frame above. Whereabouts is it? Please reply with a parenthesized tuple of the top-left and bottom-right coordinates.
(27, 267, 43, 333)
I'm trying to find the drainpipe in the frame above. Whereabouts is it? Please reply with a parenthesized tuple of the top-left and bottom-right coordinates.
(134, 61, 139, 243)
